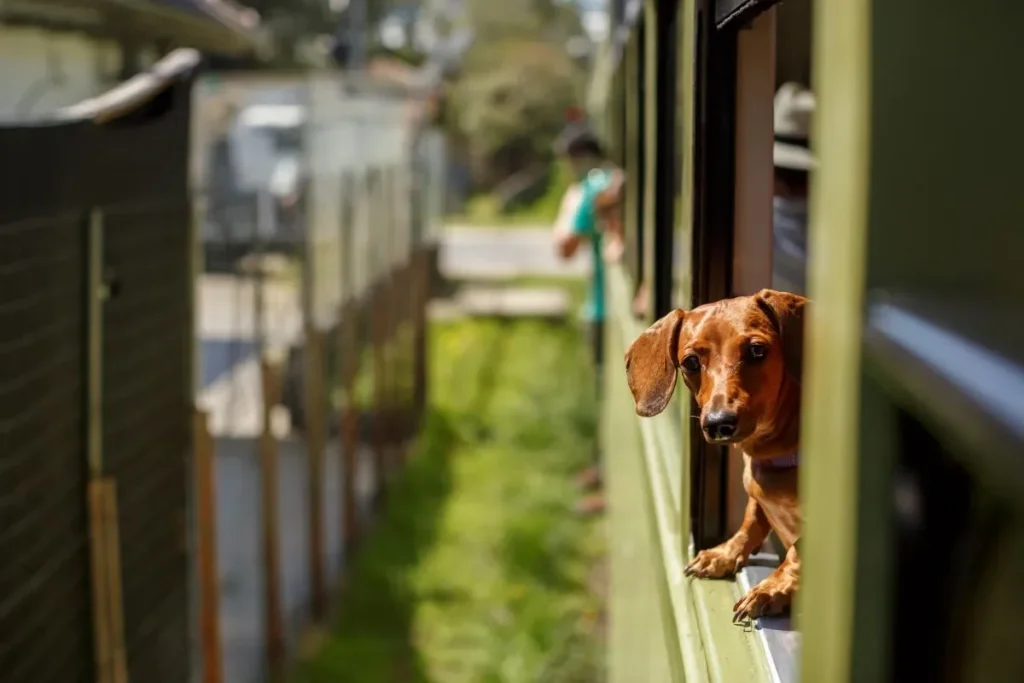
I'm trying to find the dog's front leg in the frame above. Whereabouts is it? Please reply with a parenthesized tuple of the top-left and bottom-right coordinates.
(733, 542, 800, 621)
(685, 497, 771, 579)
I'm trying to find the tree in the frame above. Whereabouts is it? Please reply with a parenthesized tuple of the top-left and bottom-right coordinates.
(444, 0, 586, 191)
(449, 39, 581, 188)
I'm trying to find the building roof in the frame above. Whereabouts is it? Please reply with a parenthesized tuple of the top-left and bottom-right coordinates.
(155, 0, 259, 35)
(0, 0, 267, 57)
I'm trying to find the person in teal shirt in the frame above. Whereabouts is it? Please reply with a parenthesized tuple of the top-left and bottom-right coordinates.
(553, 123, 624, 515)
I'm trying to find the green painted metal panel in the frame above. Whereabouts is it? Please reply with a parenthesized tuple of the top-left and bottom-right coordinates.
(797, 0, 870, 680)
(604, 317, 681, 683)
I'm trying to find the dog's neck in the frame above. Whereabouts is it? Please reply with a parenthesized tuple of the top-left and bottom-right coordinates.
(743, 377, 802, 460)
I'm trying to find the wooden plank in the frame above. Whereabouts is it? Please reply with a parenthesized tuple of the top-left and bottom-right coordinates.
(194, 408, 224, 683)
(101, 480, 129, 683)
(259, 360, 285, 679)
(88, 480, 114, 683)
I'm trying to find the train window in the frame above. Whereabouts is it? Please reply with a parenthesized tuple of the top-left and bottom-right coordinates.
(727, 10, 779, 574)
(688, 0, 737, 553)
(686, 2, 813, 678)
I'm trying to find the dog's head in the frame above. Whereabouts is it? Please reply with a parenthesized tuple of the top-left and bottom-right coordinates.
(624, 289, 807, 445)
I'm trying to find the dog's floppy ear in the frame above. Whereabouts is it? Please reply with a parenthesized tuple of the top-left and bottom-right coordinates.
(625, 309, 686, 417)
(755, 289, 808, 383)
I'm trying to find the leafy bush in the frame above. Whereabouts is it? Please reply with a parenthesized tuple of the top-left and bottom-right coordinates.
(448, 39, 581, 190)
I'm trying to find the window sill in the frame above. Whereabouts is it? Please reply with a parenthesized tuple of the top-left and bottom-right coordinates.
(738, 558, 801, 683)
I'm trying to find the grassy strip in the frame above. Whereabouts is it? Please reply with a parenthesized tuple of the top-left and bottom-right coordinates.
(293, 316, 604, 683)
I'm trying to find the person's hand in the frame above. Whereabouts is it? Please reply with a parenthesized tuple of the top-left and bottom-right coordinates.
(603, 234, 625, 263)
(632, 283, 649, 319)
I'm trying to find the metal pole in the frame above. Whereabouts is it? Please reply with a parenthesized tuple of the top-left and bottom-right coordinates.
(254, 190, 272, 358)
(349, 0, 367, 70)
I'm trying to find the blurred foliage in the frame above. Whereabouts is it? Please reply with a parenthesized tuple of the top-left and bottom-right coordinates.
(245, 0, 406, 64)
(443, 0, 587, 193)
(245, 0, 588, 205)
(452, 160, 574, 226)
(449, 40, 578, 188)
(293, 302, 604, 683)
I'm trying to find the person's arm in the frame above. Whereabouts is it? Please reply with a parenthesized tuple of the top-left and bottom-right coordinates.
(557, 183, 594, 260)
(596, 170, 626, 262)
(551, 183, 583, 238)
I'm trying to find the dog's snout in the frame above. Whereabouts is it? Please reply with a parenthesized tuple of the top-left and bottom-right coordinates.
(703, 410, 739, 442)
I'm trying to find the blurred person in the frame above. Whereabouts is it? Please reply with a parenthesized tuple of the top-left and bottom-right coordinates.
(551, 181, 584, 254)
(552, 122, 624, 516)
(771, 82, 816, 295)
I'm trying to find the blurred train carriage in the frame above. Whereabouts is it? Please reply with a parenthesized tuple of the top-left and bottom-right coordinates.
(589, 0, 1024, 681)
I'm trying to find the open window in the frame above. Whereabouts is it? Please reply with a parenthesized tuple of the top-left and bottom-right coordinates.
(647, 0, 814, 678)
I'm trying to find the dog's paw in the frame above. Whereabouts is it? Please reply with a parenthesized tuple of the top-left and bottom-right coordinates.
(732, 577, 795, 622)
(685, 547, 746, 579)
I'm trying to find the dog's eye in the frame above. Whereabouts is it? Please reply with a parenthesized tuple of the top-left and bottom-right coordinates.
(747, 343, 767, 361)
(681, 355, 701, 373)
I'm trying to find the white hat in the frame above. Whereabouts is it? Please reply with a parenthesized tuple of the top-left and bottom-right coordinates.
(773, 82, 816, 171)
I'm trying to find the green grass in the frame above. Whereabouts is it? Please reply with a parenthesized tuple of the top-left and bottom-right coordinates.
(294, 314, 605, 683)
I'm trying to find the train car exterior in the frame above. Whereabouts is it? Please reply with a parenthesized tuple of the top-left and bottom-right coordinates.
(589, 0, 1024, 681)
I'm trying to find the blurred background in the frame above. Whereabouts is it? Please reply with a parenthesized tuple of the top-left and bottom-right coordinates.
(0, 1, 610, 683)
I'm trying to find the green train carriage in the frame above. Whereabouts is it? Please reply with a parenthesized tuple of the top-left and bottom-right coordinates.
(589, 0, 1024, 681)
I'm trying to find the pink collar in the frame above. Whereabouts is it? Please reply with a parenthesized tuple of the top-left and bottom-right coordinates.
(752, 452, 799, 474)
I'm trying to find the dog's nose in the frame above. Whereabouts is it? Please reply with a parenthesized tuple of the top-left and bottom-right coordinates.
(703, 411, 739, 441)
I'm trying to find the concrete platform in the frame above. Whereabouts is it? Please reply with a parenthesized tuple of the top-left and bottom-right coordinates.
(428, 285, 571, 321)
(440, 226, 590, 279)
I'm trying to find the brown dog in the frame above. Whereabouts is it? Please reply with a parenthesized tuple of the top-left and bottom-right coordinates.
(624, 289, 807, 620)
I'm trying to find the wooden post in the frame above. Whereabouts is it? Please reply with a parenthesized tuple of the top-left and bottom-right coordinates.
(397, 260, 412, 456)
(87, 479, 129, 683)
(304, 331, 327, 619)
(412, 247, 429, 431)
(85, 208, 128, 683)
(194, 408, 224, 683)
(87, 481, 114, 683)
(259, 359, 285, 680)
(372, 277, 390, 492)
(339, 301, 360, 548)
(102, 481, 129, 683)
(86, 208, 113, 683)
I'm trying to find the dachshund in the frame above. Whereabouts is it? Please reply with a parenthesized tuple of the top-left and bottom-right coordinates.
(624, 289, 807, 620)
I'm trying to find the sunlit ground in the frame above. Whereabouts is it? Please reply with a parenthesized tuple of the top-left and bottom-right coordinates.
(294, 300, 606, 682)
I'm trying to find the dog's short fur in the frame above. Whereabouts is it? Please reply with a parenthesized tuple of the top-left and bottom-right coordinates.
(625, 289, 807, 620)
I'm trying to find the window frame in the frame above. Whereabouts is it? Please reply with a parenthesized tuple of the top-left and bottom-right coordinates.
(688, 0, 738, 552)
(651, 0, 680, 321)
(623, 25, 646, 292)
